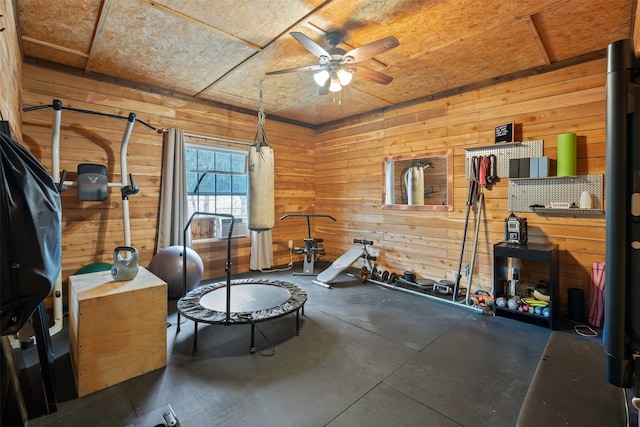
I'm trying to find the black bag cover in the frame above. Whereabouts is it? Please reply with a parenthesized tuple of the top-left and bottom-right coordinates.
(1, 131, 62, 335)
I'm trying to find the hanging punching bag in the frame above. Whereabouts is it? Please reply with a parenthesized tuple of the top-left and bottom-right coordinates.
(248, 138, 275, 230)
(248, 81, 275, 231)
(403, 165, 424, 205)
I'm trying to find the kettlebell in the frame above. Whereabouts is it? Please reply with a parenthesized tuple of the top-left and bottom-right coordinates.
(403, 271, 416, 282)
(111, 246, 139, 281)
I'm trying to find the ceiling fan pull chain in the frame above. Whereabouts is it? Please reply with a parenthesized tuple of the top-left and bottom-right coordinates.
(254, 80, 269, 149)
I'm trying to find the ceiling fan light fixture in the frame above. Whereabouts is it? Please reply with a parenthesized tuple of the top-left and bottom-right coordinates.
(266, 31, 399, 96)
(336, 68, 352, 86)
(313, 69, 330, 86)
(329, 76, 342, 92)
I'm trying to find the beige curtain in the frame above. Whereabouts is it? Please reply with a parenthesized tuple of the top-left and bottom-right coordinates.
(156, 128, 190, 252)
(250, 230, 273, 270)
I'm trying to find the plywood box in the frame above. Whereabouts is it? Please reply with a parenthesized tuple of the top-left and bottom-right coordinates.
(68, 267, 167, 397)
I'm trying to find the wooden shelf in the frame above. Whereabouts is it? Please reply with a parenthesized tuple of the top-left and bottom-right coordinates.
(465, 141, 523, 151)
(510, 175, 577, 181)
(531, 207, 603, 215)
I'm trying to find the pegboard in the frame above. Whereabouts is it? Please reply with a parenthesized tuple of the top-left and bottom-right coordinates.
(508, 174, 604, 213)
(465, 140, 543, 179)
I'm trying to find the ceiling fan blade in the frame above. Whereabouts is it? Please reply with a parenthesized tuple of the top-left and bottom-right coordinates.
(290, 32, 331, 59)
(341, 36, 399, 64)
(351, 66, 394, 84)
(266, 64, 326, 75)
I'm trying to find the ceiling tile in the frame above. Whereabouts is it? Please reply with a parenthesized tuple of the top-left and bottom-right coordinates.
(531, 0, 633, 62)
(270, 86, 395, 125)
(150, 0, 328, 46)
(86, 0, 258, 95)
(18, 0, 102, 56)
(424, 19, 548, 88)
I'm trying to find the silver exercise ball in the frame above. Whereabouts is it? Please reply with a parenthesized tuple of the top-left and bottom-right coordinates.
(148, 245, 204, 299)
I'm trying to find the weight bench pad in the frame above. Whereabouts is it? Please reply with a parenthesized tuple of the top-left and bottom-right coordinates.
(316, 248, 363, 284)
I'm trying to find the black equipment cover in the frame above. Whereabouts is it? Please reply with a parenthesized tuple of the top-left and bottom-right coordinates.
(1, 131, 61, 335)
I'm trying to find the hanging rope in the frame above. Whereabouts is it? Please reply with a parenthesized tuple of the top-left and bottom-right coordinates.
(254, 80, 269, 148)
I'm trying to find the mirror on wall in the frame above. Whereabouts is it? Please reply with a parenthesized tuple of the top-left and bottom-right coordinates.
(382, 150, 453, 211)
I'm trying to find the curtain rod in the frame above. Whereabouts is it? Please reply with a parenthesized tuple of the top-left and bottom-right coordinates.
(158, 128, 252, 146)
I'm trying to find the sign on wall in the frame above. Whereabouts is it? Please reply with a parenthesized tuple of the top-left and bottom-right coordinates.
(495, 122, 514, 144)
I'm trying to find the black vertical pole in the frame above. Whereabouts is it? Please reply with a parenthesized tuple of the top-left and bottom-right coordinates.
(225, 216, 234, 324)
(32, 302, 57, 413)
(604, 38, 637, 387)
(453, 158, 477, 300)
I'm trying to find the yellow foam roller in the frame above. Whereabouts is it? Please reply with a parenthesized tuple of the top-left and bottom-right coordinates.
(557, 132, 577, 177)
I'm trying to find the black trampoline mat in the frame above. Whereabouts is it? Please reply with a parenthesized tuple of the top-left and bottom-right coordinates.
(199, 283, 291, 312)
(177, 278, 307, 324)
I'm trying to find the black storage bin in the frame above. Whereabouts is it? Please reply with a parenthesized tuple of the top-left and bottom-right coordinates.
(568, 288, 585, 323)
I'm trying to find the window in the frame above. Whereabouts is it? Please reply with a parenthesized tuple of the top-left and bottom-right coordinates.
(185, 143, 248, 240)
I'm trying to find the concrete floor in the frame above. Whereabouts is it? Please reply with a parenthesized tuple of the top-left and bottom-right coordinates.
(9, 263, 557, 426)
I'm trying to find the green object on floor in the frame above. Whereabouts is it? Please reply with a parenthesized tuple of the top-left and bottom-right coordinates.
(74, 262, 112, 275)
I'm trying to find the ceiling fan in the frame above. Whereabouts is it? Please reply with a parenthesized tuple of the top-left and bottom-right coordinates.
(266, 31, 399, 93)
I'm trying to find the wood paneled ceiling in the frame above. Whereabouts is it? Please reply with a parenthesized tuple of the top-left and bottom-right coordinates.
(16, 0, 636, 127)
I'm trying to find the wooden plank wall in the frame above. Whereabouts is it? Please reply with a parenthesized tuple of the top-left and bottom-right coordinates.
(315, 58, 608, 314)
(0, 0, 23, 138)
(21, 62, 315, 302)
(19, 57, 608, 316)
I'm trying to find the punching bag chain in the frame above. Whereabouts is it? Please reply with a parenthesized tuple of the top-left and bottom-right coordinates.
(254, 80, 269, 149)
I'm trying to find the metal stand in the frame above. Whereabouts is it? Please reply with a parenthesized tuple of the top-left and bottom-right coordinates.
(22, 99, 146, 340)
(295, 238, 324, 276)
(31, 302, 57, 414)
(1, 337, 28, 425)
(176, 211, 234, 333)
(0, 302, 58, 425)
(280, 214, 336, 275)
(189, 307, 304, 355)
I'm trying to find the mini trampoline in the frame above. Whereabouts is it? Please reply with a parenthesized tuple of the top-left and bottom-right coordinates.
(177, 278, 307, 352)
(175, 212, 307, 353)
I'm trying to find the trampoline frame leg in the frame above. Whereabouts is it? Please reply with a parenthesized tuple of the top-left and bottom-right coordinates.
(296, 309, 301, 336)
(250, 324, 256, 353)
(192, 321, 198, 353)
